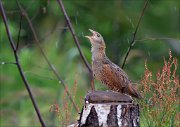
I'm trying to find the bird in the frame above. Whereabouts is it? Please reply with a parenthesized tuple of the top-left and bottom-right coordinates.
(85, 29, 142, 99)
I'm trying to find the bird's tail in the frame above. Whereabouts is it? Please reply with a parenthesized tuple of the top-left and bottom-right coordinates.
(127, 83, 142, 99)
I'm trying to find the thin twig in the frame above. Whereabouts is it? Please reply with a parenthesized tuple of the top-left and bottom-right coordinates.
(57, 0, 94, 90)
(135, 37, 180, 42)
(16, 0, 79, 112)
(122, 0, 150, 69)
(0, 1, 46, 127)
(16, 14, 22, 51)
(1, 61, 17, 65)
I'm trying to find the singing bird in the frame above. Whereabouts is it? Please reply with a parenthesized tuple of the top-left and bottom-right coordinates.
(85, 29, 142, 99)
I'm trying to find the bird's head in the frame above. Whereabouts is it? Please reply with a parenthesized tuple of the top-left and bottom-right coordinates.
(85, 29, 106, 50)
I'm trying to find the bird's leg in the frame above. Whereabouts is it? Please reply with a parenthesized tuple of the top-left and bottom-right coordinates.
(121, 87, 126, 93)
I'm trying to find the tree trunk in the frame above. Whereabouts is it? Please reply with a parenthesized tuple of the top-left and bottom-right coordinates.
(78, 91, 140, 127)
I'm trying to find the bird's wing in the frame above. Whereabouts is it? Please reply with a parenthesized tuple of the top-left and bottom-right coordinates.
(101, 61, 130, 91)
(102, 63, 142, 98)
(104, 58, 129, 80)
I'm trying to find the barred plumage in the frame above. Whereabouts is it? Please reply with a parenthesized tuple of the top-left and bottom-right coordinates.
(85, 29, 142, 99)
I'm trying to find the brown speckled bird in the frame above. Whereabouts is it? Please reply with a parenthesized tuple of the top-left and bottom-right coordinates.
(85, 29, 142, 99)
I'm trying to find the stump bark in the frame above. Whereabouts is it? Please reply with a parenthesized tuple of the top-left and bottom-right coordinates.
(78, 91, 140, 127)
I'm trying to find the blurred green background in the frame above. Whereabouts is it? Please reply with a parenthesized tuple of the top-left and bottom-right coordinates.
(0, 0, 179, 126)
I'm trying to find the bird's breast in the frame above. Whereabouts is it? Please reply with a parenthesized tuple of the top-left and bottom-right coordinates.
(92, 61, 103, 79)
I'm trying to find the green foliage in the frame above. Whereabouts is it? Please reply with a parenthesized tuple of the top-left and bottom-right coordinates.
(0, 0, 179, 126)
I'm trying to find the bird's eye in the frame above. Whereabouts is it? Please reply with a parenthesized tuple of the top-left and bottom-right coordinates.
(97, 34, 100, 37)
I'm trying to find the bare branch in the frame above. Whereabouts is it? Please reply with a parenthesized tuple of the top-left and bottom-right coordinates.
(122, 0, 150, 69)
(57, 0, 92, 73)
(135, 37, 180, 42)
(1, 61, 17, 65)
(16, 13, 22, 51)
(0, 1, 46, 126)
(16, 0, 79, 112)
(57, 0, 94, 90)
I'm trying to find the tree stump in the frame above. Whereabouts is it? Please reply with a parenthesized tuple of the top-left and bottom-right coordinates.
(78, 91, 140, 127)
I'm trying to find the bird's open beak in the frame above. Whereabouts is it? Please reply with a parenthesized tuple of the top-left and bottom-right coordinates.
(84, 29, 96, 40)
